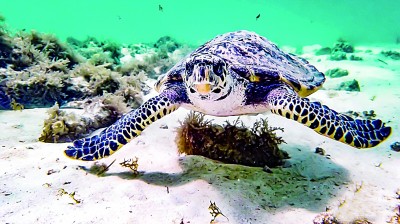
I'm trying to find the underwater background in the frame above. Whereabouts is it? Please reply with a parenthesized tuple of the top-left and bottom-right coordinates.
(1, 0, 400, 47)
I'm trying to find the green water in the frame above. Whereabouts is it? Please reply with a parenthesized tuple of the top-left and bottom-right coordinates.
(1, 0, 399, 47)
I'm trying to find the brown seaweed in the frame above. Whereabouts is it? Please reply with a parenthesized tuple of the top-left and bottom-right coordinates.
(175, 112, 288, 168)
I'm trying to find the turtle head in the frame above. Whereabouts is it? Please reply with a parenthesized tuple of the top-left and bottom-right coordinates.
(183, 54, 229, 99)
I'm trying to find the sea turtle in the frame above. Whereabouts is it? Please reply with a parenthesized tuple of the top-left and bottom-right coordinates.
(65, 30, 392, 161)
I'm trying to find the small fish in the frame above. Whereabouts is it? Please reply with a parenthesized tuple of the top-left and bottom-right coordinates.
(256, 13, 260, 20)
(159, 4, 163, 12)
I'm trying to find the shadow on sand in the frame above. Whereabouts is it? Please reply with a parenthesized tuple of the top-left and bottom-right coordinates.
(81, 144, 349, 219)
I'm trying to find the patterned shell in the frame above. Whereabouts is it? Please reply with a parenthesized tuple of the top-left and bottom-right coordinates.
(159, 30, 326, 97)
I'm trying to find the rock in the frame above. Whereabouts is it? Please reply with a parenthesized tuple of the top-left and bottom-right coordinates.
(381, 50, 400, 60)
(315, 47, 331, 56)
(349, 54, 363, 61)
(337, 79, 360, 92)
(390, 142, 400, 152)
(263, 165, 273, 173)
(329, 51, 347, 61)
(332, 40, 354, 53)
(325, 68, 349, 78)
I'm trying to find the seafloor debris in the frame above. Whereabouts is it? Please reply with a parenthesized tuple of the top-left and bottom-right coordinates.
(175, 112, 288, 167)
(208, 201, 228, 223)
(349, 54, 363, 61)
(313, 212, 341, 224)
(390, 142, 400, 152)
(325, 68, 349, 78)
(381, 50, 400, 60)
(315, 147, 326, 156)
(57, 188, 81, 204)
(119, 157, 139, 174)
(313, 213, 374, 224)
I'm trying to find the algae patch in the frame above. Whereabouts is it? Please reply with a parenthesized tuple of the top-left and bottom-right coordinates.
(175, 112, 288, 168)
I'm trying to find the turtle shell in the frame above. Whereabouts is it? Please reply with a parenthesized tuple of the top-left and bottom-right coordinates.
(191, 30, 326, 97)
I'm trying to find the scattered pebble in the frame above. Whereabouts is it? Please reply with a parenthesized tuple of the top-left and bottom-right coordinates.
(315, 47, 331, 56)
(315, 147, 326, 156)
(159, 124, 169, 129)
(390, 142, 400, 152)
(263, 165, 273, 173)
(47, 169, 60, 175)
(349, 54, 363, 61)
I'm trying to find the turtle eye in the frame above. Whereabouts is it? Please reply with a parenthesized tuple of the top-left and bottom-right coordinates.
(213, 63, 223, 76)
(185, 63, 193, 74)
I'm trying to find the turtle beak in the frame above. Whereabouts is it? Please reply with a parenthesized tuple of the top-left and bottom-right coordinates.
(194, 83, 211, 94)
(193, 64, 212, 94)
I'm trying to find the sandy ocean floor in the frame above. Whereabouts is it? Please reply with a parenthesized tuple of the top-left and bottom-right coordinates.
(0, 45, 399, 224)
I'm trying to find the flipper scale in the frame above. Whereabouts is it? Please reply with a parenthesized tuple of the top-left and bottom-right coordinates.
(64, 88, 184, 161)
(268, 86, 391, 148)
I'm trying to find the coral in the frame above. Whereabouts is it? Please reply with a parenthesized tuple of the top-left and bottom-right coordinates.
(175, 112, 288, 167)
(325, 68, 349, 78)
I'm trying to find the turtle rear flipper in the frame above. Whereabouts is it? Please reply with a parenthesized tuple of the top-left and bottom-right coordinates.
(64, 87, 186, 161)
(267, 86, 391, 148)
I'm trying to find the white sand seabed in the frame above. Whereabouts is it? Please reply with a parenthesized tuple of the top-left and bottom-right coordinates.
(0, 48, 399, 224)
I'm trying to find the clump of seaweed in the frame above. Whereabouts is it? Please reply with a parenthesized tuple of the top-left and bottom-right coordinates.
(39, 94, 129, 143)
(175, 112, 288, 167)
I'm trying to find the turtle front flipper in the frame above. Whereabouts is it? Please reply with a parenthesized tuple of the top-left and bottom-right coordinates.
(267, 86, 391, 148)
(65, 86, 187, 161)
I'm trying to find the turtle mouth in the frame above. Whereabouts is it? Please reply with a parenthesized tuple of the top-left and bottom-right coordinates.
(194, 82, 212, 94)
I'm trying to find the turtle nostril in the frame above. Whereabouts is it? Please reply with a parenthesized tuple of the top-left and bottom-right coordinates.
(189, 88, 196, 93)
